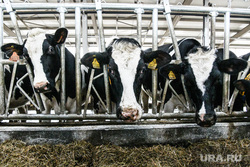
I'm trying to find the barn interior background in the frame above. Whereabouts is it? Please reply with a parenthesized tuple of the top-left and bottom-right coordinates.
(0, 0, 249, 147)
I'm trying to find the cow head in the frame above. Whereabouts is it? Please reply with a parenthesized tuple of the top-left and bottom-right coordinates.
(81, 38, 171, 121)
(234, 80, 250, 107)
(160, 48, 247, 127)
(24, 28, 68, 95)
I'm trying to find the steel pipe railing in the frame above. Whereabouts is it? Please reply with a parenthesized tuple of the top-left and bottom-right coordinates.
(163, 0, 192, 112)
(152, 8, 158, 114)
(210, 11, 218, 50)
(0, 3, 250, 16)
(57, 7, 67, 114)
(0, 6, 5, 115)
(75, 7, 82, 115)
(95, 0, 111, 114)
(0, 111, 248, 121)
(222, 11, 231, 114)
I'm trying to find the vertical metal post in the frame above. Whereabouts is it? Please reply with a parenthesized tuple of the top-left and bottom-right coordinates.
(0, 6, 5, 114)
(152, 8, 158, 114)
(222, 10, 231, 113)
(75, 7, 82, 115)
(163, 0, 192, 111)
(202, 0, 210, 47)
(57, 7, 67, 114)
(3, 0, 23, 44)
(135, 8, 144, 45)
(95, 0, 111, 113)
(210, 11, 218, 50)
(5, 62, 17, 115)
(82, 11, 89, 55)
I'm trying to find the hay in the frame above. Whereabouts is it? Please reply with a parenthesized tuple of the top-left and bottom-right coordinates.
(0, 139, 249, 167)
(0, 140, 93, 167)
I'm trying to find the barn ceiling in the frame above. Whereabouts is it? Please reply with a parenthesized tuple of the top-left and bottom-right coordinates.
(2, 0, 250, 55)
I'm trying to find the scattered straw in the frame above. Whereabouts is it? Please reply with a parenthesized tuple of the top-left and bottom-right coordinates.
(0, 139, 249, 167)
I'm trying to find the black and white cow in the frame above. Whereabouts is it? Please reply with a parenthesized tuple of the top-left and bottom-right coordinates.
(229, 52, 250, 109)
(1, 43, 34, 115)
(142, 38, 202, 113)
(159, 45, 247, 127)
(81, 38, 171, 121)
(3, 28, 82, 115)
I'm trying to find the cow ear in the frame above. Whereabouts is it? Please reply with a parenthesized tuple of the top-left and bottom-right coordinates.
(54, 28, 68, 45)
(159, 64, 181, 80)
(143, 50, 171, 70)
(1, 43, 24, 58)
(81, 52, 110, 69)
(218, 58, 247, 74)
(234, 79, 250, 91)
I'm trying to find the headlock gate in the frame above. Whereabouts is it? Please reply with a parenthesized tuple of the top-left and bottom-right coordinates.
(0, 0, 249, 126)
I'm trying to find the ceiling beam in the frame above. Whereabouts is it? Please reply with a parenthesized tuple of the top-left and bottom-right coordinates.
(158, 0, 193, 45)
(218, 24, 250, 48)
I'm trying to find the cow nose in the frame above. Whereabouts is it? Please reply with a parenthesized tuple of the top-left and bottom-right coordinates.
(116, 107, 140, 121)
(34, 81, 51, 93)
(196, 113, 217, 127)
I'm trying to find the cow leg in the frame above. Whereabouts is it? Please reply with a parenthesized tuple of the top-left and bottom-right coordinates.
(141, 90, 149, 113)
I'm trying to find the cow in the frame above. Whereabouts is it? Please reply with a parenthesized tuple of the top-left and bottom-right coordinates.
(229, 52, 250, 110)
(142, 38, 202, 113)
(1, 43, 34, 118)
(159, 45, 247, 127)
(81, 38, 171, 121)
(2, 28, 83, 116)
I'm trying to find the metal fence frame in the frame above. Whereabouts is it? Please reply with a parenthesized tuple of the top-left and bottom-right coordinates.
(0, 1, 249, 122)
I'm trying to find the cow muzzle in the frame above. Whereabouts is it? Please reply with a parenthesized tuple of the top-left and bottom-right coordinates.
(34, 81, 52, 93)
(116, 107, 140, 122)
(195, 113, 217, 127)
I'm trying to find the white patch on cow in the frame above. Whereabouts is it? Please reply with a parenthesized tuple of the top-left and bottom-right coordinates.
(188, 48, 216, 116)
(111, 40, 142, 117)
(25, 28, 48, 86)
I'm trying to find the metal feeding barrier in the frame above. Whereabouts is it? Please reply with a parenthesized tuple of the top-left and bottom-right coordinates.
(0, 0, 249, 123)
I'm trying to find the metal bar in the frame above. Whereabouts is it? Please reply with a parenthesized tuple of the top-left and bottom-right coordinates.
(152, 8, 158, 114)
(163, 0, 192, 111)
(91, 84, 107, 110)
(84, 69, 95, 117)
(135, 8, 144, 45)
(3, 0, 23, 44)
(16, 73, 40, 110)
(1, 3, 250, 16)
(0, 111, 247, 120)
(5, 62, 17, 115)
(75, 7, 82, 115)
(222, 11, 231, 113)
(160, 79, 169, 114)
(0, 6, 5, 115)
(57, 7, 67, 114)
(202, 0, 210, 47)
(210, 11, 218, 49)
(82, 11, 89, 55)
(95, 0, 111, 113)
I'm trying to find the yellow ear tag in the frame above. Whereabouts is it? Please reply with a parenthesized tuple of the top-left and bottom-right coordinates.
(148, 59, 157, 70)
(245, 73, 250, 81)
(168, 71, 176, 80)
(92, 57, 100, 69)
